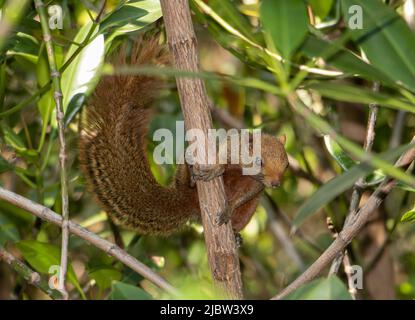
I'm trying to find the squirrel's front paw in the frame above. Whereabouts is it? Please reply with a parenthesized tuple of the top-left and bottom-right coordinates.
(190, 163, 225, 184)
(234, 232, 243, 248)
(216, 204, 233, 226)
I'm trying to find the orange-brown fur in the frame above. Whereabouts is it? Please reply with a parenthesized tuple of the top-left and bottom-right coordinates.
(79, 38, 288, 235)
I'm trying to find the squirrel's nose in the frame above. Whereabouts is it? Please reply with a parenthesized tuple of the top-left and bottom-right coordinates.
(271, 181, 280, 188)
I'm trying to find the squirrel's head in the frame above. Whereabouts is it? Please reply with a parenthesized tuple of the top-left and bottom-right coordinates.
(252, 134, 289, 189)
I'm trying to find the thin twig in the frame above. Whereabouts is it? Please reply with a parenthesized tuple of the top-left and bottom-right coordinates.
(0, 246, 62, 299)
(262, 197, 305, 271)
(330, 82, 380, 274)
(326, 217, 356, 299)
(0, 186, 177, 295)
(273, 136, 415, 299)
(35, 0, 69, 299)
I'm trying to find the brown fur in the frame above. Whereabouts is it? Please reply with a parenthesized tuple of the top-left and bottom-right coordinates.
(79, 38, 288, 235)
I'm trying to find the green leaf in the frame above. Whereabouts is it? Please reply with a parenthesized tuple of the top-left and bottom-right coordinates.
(324, 135, 356, 170)
(307, 0, 334, 19)
(6, 32, 38, 64)
(201, 0, 256, 42)
(109, 281, 152, 300)
(396, 181, 415, 193)
(61, 22, 104, 116)
(260, 0, 308, 59)
(342, 0, 415, 92)
(100, 0, 162, 36)
(293, 143, 413, 227)
(16, 240, 85, 298)
(307, 82, 415, 113)
(0, 214, 19, 245)
(36, 44, 53, 124)
(401, 206, 415, 223)
(301, 35, 394, 85)
(1, 124, 38, 163)
(284, 276, 352, 300)
(89, 267, 122, 291)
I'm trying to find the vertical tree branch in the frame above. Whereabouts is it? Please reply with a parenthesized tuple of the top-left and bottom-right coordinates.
(159, 0, 243, 299)
(35, 0, 69, 299)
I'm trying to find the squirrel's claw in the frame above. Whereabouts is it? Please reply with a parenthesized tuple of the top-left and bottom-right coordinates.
(234, 232, 243, 248)
(216, 204, 233, 226)
(190, 163, 225, 183)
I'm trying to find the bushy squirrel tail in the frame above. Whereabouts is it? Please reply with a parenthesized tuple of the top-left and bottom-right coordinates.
(79, 37, 197, 234)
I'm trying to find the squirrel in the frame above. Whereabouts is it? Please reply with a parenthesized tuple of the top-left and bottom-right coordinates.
(79, 37, 289, 235)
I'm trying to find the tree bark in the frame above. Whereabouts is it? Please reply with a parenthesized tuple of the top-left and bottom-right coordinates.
(160, 0, 243, 299)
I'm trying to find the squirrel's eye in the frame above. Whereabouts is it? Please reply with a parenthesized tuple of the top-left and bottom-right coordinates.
(255, 157, 263, 167)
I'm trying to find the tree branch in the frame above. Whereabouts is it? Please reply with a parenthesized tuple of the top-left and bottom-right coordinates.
(273, 136, 415, 299)
(160, 0, 243, 299)
(330, 82, 380, 274)
(35, 0, 70, 299)
(0, 246, 62, 299)
(0, 187, 177, 296)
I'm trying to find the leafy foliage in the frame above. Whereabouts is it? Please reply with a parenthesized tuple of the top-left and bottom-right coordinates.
(1, 0, 415, 300)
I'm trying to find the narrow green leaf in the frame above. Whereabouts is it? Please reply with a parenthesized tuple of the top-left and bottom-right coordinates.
(307, 82, 415, 113)
(401, 207, 415, 223)
(293, 143, 413, 227)
(301, 35, 394, 85)
(7, 32, 39, 64)
(291, 96, 415, 188)
(260, 0, 308, 59)
(109, 281, 152, 300)
(100, 0, 162, 36)
(202, 0, 256, 42)
(342, 0, 415, 92)
(324, 135, 356, 170)
(284, 276, 352, 300)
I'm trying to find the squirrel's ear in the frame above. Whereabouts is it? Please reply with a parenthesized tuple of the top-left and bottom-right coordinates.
(277, 134, 286, 145)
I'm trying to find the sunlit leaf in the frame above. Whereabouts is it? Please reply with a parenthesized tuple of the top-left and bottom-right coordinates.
(61, 22, 104, 119)
(324, 135, 356, 170)
(401, 206, 415, 223)
(307, 82, 415, 113)
(100, 0, 162, 37)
